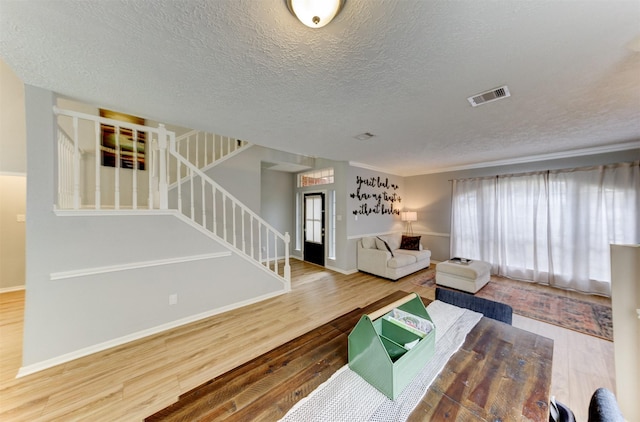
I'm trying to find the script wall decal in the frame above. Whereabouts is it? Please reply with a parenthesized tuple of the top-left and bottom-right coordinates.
(350, 175, 401, 216)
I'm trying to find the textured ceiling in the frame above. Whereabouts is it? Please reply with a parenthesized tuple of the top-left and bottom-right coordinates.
(1, 0, 639, 176)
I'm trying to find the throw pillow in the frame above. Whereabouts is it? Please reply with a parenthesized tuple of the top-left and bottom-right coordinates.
(375, 236, 394, 257)
(400, 235, 421, 251)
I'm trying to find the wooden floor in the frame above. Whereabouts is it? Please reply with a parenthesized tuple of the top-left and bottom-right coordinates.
(145, 291, 412, 421)
(0, 261, 615, 421)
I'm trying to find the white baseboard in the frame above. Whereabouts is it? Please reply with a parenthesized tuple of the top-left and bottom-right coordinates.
(290, 256, 356, 275)
(0, 285, 25, 294)
(325, 264, 358, 275)
(16, 288, 288, 378)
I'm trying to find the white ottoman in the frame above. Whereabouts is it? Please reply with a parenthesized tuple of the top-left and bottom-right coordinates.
(435, 259, 491, 294)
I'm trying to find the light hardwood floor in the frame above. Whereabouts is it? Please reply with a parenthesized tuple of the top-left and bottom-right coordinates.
(0, 261, 615, 421)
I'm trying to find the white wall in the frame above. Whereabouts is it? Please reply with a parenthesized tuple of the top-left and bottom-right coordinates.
(610, 244, 640, 421)
(346, 165, 405, 237)
(0, 59, 27, 290)
(22, 86, 286, 369)
(343, 165, 406, 271)
(0, 60, 26, 173)
(208, 145, 312, 214)
(261, 168, 294, 242)
(0, 175, 26, 290)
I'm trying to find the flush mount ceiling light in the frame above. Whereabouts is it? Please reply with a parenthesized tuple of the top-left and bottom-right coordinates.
(287, 0, 346, 28)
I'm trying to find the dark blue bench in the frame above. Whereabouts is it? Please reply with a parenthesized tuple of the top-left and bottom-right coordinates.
(435, 287, 513, 325)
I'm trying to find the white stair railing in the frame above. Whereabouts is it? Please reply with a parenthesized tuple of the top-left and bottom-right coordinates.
(55, 107, 168, 211)
(57, 126, 83, 210)
(173, 130, 248, 178)
(53, 107, 290, 285)
(168, 132, 290, 283)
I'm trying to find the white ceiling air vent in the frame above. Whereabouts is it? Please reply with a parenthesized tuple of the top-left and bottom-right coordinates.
(467, 85, 511, 107)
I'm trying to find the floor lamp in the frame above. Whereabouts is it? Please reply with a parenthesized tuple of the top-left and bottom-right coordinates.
(401, 211, 417, 236)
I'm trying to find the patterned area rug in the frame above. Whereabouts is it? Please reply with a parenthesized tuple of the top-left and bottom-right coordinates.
(410, 268, 613, 341)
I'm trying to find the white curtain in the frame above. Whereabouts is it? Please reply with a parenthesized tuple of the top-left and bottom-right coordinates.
(451, 161, 639, 295)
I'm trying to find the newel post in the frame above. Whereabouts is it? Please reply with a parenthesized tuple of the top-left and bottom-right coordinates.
(157, 124, 168, 209)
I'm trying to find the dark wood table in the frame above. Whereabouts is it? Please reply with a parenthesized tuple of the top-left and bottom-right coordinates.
(408, 316, 553, 421)
(147, 291, 554, 421)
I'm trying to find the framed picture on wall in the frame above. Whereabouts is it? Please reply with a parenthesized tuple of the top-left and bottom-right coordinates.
(99, 109, 146, 170)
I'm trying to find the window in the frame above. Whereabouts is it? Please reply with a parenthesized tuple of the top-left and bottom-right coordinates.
(450, 162, 639, 295)
(328, 190, 336, 259)
(295, 193, 301, 250)
(298, 168, 334, 187)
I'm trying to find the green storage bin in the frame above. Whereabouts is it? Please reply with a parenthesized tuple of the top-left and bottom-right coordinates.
(348, 293, 436, 400)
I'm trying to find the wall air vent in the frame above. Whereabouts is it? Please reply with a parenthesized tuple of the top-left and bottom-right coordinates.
(467, 85, 510, 107)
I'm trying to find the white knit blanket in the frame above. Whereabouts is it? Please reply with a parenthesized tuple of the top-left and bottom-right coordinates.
(279, 300, 482, 422)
